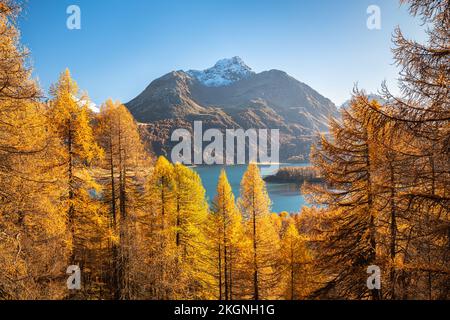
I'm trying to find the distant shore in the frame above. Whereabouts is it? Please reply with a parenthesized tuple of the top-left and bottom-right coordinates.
(264, 166, 325, 184)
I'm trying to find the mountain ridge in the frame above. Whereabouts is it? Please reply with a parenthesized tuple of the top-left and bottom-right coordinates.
(126, 57, 339, 162)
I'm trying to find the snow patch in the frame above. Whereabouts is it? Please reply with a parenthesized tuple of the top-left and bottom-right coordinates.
(75, 94, 100, 113)
(187, 56, 255, 87)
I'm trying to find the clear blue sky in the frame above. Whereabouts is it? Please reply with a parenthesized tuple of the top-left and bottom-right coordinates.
(19, 0, 426, 106)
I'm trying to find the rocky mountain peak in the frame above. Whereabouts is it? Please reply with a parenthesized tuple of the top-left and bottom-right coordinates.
(187, 56, 255, 87)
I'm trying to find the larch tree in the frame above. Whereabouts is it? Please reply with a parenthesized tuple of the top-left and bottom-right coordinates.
(210, 169, 244, 300)
(279, 220, 312, 300)
(305, 0, 449, 301)
(0, 0, 67, 299)
(95, 99, 150, 299)
(386, 0, 449, 300)
(361, 0, 449, 299)
(172, 163, 211, 299)
(239, 164, 280, 300)
(47, 69, 107, 298)
(139, 157, 213, 299)
(143, 156, 177, 299)
(306, 96, 382, 300)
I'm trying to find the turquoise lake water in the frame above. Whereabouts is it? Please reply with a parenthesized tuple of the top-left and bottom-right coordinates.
(193, 163, 310, 213)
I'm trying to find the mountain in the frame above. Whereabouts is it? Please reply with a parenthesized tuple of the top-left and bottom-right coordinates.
(340, 94, 386, 109)
(187, 56, 254, 87)
(126, 57, 339, 162)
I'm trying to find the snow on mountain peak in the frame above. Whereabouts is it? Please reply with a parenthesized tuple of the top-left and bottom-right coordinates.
(74, 94, 100, 113)
(187, 56, 254, 87)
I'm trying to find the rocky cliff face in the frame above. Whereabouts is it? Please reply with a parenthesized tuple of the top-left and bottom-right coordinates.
(126, 57, 338, 162)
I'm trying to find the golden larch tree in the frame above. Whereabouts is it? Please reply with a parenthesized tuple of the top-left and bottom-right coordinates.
(239, 164, 280, 300)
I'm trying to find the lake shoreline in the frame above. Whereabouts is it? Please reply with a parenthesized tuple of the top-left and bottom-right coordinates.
(263, 166, 325, 184)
